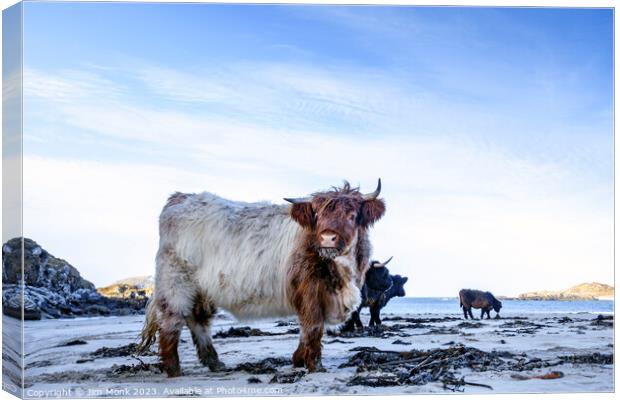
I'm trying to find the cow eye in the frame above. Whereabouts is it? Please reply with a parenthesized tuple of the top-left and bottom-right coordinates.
(349, 213, 356, 221)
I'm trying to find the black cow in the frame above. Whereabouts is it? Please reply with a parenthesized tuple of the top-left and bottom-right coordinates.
(342, 257, 408, 330)
(459, 289, 502, 319)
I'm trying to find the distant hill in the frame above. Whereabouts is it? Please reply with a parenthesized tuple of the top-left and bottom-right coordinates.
(518, 282, 614, 301)
(97, 275, 154, 300)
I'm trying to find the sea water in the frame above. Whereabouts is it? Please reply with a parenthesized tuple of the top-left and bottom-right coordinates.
(378, 297, 614, 316)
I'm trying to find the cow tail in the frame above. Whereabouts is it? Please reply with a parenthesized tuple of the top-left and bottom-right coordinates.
(137, 297, 158, 354)
(460, 300, 463, 308)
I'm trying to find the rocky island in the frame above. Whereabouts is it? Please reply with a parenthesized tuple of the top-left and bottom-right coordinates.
(516, 283, 614, 301)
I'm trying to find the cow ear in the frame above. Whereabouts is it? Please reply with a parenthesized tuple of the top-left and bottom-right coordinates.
(359, 198, 385, 227)
(402, 277, 408, 284)
(289, 203, 315, 228)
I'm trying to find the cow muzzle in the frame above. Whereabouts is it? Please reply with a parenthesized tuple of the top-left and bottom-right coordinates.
(317, 231, 343, 260)
(318, 247, 340, 260)
(320, 232, 339, 248)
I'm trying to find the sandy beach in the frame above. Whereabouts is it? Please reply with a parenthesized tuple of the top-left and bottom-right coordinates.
(2, 308, 612, 397)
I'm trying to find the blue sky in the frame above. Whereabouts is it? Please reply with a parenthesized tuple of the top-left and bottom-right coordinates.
(19, 3, 613, 296)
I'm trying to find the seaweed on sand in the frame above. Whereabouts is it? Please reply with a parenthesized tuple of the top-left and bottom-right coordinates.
(93, 343, 157, 358)
(214, 326, 298, 338)
(457, 322, 485, 329)
(590, 315, 613, 328)
(327, 324, 413, 339)
(342, 345, 518, 390)
(495, 320, 549, 335)
(269, 370, 306, 384)
(560, 353, 613, 365)
(382, 316, 461, 324)
(107, 361, 163, 377)
(60, 339, 88, 346)
(233, 357, 291, 374)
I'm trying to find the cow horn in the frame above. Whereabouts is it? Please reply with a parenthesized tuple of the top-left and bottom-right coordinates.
(363, 178, 382, 200)
(283, 197, 311, 204)
(374, 256, 393, 267)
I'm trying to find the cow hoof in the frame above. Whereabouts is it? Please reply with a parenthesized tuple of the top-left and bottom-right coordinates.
(292, 349, 305, 367)
(306, 360, 325, 373)
(164, 366, 181, 378)
(208, 360, 226, 372)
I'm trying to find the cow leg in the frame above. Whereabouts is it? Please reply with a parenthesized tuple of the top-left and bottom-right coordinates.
(480, 309, 485, 320)
(468, 308, 474, 320)
(154, 246, 199, 377)
(341, 309, 363, 332)
(353, 310, 364, 330)
(486, 309, 491, 319)
(294, 323, 324, 372)
(185, 296, 225, 371)
(302, 324, 324, 372)
(292, 284, 326, 372)
(370, 305, 382, 326)
(463, 307, 469, 319)
(340, 314, 356, 332)
(292, 338, 306, 368)
(157, 302, 184, 377)
(368, 306, 377, 327)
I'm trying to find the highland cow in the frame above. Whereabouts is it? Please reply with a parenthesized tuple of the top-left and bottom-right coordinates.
(342, 257, 409, 330)
(138, 180, 386, 376)
(459, 289, 502, 319)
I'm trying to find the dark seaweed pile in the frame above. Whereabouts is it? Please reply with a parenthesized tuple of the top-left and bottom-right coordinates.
(76, 343, 157, 364)
(339, 343, 613, 390)
(590, 315, 614, 328)
(340, 345, 513, 389)
(233, 357, 291, 374)
(214, 326, 299, 338)
(560, 353, 613, 365)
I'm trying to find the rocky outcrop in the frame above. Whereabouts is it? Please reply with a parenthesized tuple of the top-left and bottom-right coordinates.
(97, 276, 153, 309)
(98, 276, 153, 297)
(518, 282, 614, 301)
(2, 238, 147, 320)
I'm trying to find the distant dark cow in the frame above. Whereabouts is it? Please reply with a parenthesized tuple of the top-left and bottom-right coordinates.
(459, 289, 502, 319)
(342, 257, 408, 330)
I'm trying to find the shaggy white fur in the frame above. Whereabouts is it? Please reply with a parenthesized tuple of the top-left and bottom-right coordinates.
(156, 192, 303, 319)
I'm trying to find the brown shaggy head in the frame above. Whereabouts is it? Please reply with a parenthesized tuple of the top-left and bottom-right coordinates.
(285, 179, 386, 260)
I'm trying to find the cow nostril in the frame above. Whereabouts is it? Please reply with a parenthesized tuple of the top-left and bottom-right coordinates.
(320, 233, 338, 246)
